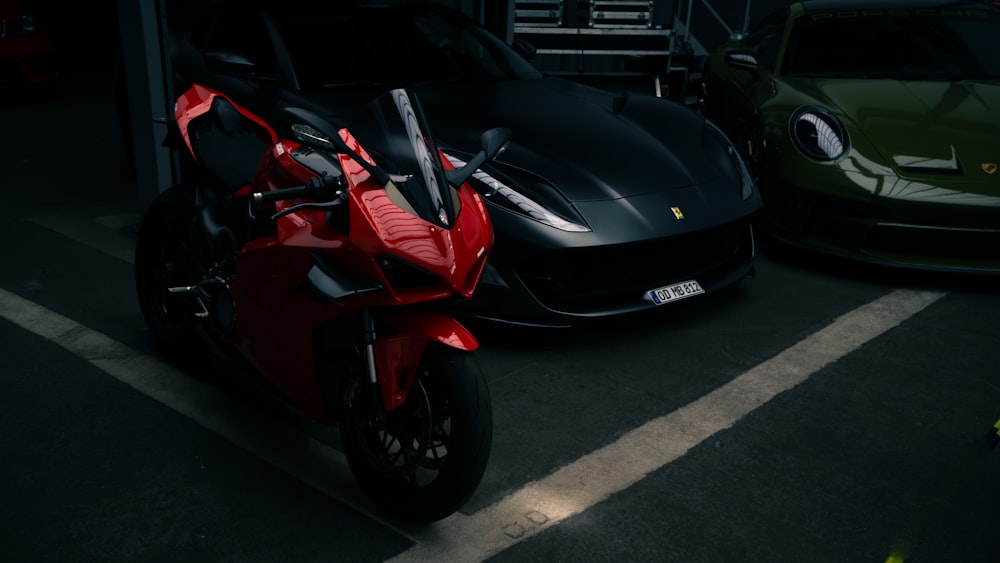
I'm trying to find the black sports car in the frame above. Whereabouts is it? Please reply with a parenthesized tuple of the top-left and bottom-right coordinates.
(165, 0, 762, 327)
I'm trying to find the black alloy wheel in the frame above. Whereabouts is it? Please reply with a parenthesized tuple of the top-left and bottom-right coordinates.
(339, 343, 493, 522)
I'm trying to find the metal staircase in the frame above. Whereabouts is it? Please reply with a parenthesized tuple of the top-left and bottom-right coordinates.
(512, 0, 753, 105)
(513, 1, 675, 97)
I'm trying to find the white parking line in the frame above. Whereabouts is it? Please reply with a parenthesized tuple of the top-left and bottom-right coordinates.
(0, 287, 394, 533)
(388, 287, 947, 562)
(0, 282, 947, 562)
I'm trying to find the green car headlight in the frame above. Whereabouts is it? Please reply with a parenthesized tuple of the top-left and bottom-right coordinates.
(790, 106, 849, 161)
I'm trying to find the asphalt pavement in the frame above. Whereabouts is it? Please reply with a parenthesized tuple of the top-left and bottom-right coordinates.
(1, 63, 998, 563)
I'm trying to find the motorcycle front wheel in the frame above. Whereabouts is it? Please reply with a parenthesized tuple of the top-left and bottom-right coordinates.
(340, 343, 493, 522)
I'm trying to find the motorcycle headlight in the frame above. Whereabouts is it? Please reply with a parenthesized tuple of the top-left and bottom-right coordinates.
(703, 120, 755, 200)
(789, 106, 849, 161)
(376, 254, 447, 291)
(443, 153, 591, 233)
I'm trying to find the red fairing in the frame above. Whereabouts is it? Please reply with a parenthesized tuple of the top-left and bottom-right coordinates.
(339, 129, 493, 300)
(137, 83, 499, 522)
(173, 84, 277, 160)
(375, 308, 480, 411)
(248, 128, 492, 304)
(224, 124, 491, 418)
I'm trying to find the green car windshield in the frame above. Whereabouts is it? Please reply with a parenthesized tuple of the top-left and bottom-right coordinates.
(783, 8, 1000, 80)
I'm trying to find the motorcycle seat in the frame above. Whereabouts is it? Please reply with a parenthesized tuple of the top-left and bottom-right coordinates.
(189, 97, 271, 192)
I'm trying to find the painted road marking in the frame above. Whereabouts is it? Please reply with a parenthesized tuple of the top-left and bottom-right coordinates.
(0, 287, 400, 535)
(386, 288, 947, 562)
(1, 227, 949, 561)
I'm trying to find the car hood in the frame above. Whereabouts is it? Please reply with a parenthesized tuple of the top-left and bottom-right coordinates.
(807, 79, 1000, 183)
(297, 78, 724, 203)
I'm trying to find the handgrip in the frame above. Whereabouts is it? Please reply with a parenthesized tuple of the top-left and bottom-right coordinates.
(252, 175, 341, 203)
(252, 184, 310, 203)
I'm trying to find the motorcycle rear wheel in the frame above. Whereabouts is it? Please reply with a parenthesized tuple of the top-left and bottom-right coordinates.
(134, 187, 205, 357)
(340, 343, 493, 522)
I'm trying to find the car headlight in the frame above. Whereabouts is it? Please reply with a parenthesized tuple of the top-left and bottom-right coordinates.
(443, 153, 591, 233)
(789, 106, 849, 161)
(703, 120, 755, 200)
(11, 15, 40, 38)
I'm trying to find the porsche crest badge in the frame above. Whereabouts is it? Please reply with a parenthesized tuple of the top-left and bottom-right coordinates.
(671, 206, 685, 219)
(983, 163, 997, 175)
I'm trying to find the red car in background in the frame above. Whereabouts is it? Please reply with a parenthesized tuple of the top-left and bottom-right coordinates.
(0, 1, 58, 87)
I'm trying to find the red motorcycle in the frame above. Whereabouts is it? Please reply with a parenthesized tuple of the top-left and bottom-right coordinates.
(135, 84, 509, 521)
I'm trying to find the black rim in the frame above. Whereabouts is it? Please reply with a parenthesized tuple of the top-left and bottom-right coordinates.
(146, 215, 204, 325)
(349, 371, 453, 486)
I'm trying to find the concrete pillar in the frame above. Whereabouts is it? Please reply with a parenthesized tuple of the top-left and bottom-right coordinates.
(117, 0, 175, 209)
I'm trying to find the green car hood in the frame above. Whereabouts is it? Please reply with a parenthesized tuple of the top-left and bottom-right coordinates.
(807, 79, 1000, 186)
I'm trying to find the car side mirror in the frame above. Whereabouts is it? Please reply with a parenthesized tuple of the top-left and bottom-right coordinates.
(480, 127, 511, 161)
(511, 38, 537, 61)
(205, 51, 257, 75)
(205, 50, 280, 82)
(725, 48, 759, 70)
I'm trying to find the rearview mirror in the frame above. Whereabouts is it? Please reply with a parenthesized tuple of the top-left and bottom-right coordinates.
(511, 38, 537, 61)
(205, 50, 280, 81)
(446, 127, 512, 187)
(280, 106, 391, 187)
(480, 127, 511, 161)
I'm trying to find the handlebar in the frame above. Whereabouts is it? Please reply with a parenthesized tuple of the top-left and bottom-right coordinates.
(252, 174, 343, 203)
(253, 184, 310, 203)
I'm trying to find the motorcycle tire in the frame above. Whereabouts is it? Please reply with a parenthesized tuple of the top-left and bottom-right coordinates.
(134, 186, 205, 358)
(340, 343, 493, 523)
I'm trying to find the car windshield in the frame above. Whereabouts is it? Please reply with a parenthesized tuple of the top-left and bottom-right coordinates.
(782, 7, 1000, 80)
(273, 5, 541, 88)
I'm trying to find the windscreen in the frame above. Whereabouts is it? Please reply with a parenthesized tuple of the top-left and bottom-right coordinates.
(783, 7, 1000, 80)
(348, 89, 456, 228)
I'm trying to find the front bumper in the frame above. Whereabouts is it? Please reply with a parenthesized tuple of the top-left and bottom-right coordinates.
(761, 163, 1000, 274)
(452, 220, 757, 327)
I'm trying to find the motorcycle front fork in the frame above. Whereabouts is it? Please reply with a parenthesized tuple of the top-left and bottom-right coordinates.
(360, 309, 387, 424)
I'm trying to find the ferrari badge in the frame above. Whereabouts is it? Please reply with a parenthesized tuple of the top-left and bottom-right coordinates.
(983, 163, 997, 175)
(671, 207, 685, 220)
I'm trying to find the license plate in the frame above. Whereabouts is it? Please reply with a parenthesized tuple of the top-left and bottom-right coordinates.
(646, 280, 705, 305)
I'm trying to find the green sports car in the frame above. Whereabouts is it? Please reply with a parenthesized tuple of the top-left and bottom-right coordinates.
(703, 0, 1000, 273)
